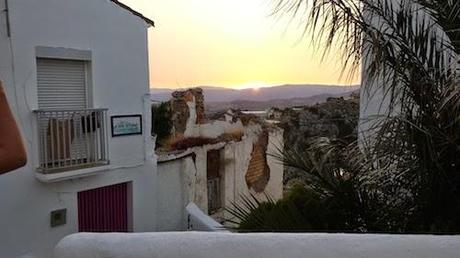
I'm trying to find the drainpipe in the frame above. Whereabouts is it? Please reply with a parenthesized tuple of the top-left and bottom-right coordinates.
(4, 0, 10, 37)
(143, 93, 155, 162)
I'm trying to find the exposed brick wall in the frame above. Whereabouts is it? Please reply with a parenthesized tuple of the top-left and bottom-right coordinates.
(245, 130, 270, 192)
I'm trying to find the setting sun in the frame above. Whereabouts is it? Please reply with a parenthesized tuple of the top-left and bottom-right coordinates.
(235, 82, 275, 90)
(119, 0, 359, 89)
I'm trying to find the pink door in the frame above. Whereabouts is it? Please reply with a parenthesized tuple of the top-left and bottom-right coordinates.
(78, 182, 129, 232)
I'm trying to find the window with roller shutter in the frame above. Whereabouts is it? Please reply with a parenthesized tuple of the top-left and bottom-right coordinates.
(37, 58, 87, 110)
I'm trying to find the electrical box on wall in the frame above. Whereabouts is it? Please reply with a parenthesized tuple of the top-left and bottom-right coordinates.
(50, 209, 67, 227)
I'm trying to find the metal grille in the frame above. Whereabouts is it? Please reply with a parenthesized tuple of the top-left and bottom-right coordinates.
(207, 177, 222, 214)
(35, 108, 109, 173)
(207, 149, 223, 214)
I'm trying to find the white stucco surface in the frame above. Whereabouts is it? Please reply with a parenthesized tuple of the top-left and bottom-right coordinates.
(197, 120, 245, 139)
(0, 1, 157, 257)
(156, 157, 195, 231)
(358, 0, 456, 144)
(184, 96, 198, 137)
(186, 203, 228, 232)
(54, 232, 460, 258)
(265, 129, 284, 200)
(182, 96, 246, 139)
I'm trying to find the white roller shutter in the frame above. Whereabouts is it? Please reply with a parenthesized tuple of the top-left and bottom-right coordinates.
(37, 58, 87, 110)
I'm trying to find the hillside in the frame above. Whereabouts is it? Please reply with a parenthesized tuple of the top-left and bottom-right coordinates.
(278, 95, 360, 185)
(151, 84, 359, 103)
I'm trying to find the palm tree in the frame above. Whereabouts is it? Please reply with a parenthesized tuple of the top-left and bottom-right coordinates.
(271, 0, 460, 232)
(227, 0, 459, 233)
(227, 137, 409, 232)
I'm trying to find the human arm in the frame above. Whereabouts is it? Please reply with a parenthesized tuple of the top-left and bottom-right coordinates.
(0, 82, 27, 174)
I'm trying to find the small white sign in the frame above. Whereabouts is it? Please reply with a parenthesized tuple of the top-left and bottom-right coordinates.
(111, 115, 143, 137)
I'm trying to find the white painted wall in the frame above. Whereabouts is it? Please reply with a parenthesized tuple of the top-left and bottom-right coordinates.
(184, 96, 198, 137)
(157, 147, 210, 224)
(265, 129, 284, 200)
(186, 203, 228, 232)
(197, 120, 245, 139)
(156, 156, 195, 231)
(358, 0, 456, 144)
(182, 96, 245, 139)
(0, 1, 157, 257)
(54, 232, 460, 258)
(358, 0, 400, 144)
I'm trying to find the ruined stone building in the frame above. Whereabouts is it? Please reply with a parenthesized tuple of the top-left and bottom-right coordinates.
(152, 88, 284, 228)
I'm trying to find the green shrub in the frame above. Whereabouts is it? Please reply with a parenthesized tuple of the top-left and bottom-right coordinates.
(228, 185, 331, 232)
(151, 102, 172, 147)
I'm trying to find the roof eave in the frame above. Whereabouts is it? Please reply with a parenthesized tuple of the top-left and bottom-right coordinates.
(110, 0, 155, 27)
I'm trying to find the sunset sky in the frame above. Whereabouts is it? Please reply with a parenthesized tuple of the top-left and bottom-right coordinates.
(120, 0, 359, 89)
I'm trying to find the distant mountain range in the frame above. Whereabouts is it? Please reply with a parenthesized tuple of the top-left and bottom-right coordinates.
(205, 91, 360, 113)
(151, 84, 360, 113)
(151, 84, 360, 103)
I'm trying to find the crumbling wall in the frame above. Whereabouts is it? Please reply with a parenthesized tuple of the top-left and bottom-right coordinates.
(170, 91, 190, 134)
(171, 88, 206, 135)
(156, 126, 284, 226)
(193, 89, 206, 124)
(221, 126, 284, 223)
(168, 88, 245, 139)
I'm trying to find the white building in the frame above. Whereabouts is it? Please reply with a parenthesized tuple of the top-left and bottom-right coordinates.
(0, 1, 158, 257)
(358, 0, 457, 143)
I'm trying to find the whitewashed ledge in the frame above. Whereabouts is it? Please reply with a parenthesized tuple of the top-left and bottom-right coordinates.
(186, 203, 229, 232)
(54, 232, 460, 258)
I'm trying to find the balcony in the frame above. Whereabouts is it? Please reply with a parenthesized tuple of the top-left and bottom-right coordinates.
(35, 108, 109, 174)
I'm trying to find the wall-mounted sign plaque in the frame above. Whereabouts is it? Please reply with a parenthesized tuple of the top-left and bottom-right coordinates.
(111, 115, 143, 137)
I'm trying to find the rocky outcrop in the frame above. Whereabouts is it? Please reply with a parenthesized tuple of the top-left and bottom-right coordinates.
(280, 96, 359, 147)
(278, 95, 359, 184)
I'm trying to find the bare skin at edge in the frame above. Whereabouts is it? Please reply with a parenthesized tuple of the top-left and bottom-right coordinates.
(0, 81, 27, 174)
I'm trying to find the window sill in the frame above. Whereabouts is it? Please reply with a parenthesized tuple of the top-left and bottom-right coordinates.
(35, 164, 112, 183)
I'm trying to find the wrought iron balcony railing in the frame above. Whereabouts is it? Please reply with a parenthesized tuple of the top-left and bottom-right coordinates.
(35, 108, 109, 173)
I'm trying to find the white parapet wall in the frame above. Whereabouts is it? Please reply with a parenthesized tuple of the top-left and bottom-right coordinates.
(54, 232, 460, 258)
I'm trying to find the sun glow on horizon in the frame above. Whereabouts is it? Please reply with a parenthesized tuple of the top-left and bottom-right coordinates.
(120, 0, 360, 89)
(234, 82, 277, 90)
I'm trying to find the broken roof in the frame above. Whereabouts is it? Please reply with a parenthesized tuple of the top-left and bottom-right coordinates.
(110, 0, 155, 27)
